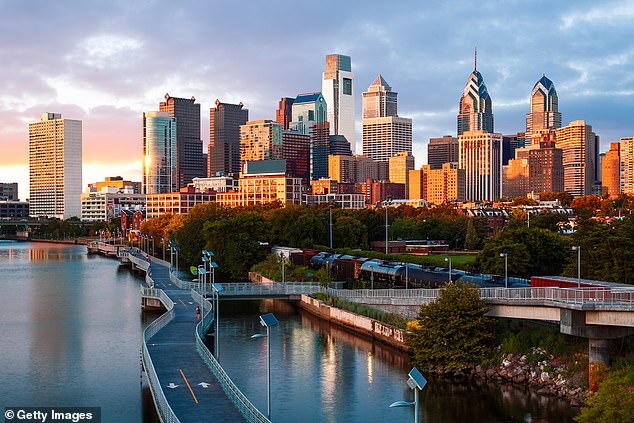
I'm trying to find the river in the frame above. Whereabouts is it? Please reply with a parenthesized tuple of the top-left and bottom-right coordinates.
(0, 242, 578, 422)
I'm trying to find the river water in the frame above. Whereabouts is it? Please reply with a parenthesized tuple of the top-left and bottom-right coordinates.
(0, 242, 578, 422)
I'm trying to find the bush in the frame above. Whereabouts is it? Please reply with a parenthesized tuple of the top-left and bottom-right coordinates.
(576, 361, 634, 423)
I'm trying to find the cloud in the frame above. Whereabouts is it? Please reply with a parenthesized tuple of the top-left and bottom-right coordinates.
(560, 1, 634, 29)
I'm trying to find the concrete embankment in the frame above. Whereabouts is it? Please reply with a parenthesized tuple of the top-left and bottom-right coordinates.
(30, 238, 87, 245)
(296, 294, 409, 351)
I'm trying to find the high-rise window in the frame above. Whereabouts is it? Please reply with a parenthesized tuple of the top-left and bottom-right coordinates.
(343, 78, 352, 95)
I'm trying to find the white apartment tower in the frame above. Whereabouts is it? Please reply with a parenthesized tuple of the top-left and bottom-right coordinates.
(458, 130, 503, 201)
(322, 54, 356, 153)
(621, 137, 634, 195)
(29, 113, 82, 219)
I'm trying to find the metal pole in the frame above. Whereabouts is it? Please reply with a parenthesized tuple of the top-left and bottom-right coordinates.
(329, 205, 333, 250)
(267, 325, 271, 420)
(163, 242, 165, 261)
(385, 206, 389, 255)
(577, 247, 581, 288)
(449, 259, 452, 283)
(281, 256, 285, 283)
(405, 263, 409, 290)
(413, 387, 419, 423)
(371, 269, 374, 290)
(215, 284, 220, 362)
(505, 255, 508, 289)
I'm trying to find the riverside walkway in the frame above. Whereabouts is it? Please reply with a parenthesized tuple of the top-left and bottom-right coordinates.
(130, 250, 249, 423)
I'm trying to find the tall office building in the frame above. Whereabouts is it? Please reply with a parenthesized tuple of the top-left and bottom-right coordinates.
(322, 54, 356, 152)
(502, 133, 528, 165)
(621, 137, 634, 194)
(528, 140, 563, 194)
(143, 111, 177, 194)
(290, 93, 329, 180)
(458, 130, 503, 201)
(329, 135, 352, 156)
(408, 165, 429, 201)
(388, 152, 415, 198)
(362, 117, 412, 162)
(29, 113, 82, 218)
(159, 94, 203, 189)
(602, 142, 620, 199)
(275, 97, 294, 130)
(426, 163, 466, 204)
(457, 50, 494, 135)
(362, 74, 397, 119)
(556, 120, 597, 197)
(526, 75, 562, 142)
(282, 130, 311, 184)
(240, 120, 283, 165)
(328, 155, 382, 184)
(428, 136, 459, 169)
(503, 159, 530, 199)
(208, 100, 249, 177)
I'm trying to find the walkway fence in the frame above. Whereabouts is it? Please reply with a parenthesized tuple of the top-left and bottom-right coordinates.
(140, 286, 180, 423)
(192, 293, 271, 423)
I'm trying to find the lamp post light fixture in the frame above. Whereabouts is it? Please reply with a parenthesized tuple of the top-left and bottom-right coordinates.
(251, 313, 279, 420)
(572, 246, 581, 288)
(212, 282, 223, 361)
(500, 253, 508, 289)
(445, 257, 452, 283)
(329, 203, 333, 250)
(384, 196, 392, 255)
(197, 265, 206, 312)
(389, 367, 427, 423)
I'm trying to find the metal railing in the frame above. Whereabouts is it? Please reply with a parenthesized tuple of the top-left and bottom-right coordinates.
(217, 282, 324, 296)
(193, 294, 271, 423)
(140, 286, 180, 423)
(326, 287, 634, 310)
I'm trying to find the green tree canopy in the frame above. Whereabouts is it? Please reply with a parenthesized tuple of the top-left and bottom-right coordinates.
(407, 283, 495, 375)
(575, 363, 634, 423)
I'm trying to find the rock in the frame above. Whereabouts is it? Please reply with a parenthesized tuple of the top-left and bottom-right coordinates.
(486, 369, 497, 379)
(513, 373, 526, 384)
(502, 359, 512, 367)
(540, 372, 551, 382)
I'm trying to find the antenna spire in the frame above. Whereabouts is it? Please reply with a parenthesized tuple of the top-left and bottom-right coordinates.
(474, 47, 477, 71)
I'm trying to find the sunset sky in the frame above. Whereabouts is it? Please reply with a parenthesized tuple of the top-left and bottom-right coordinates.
(2, 0, 633, 201)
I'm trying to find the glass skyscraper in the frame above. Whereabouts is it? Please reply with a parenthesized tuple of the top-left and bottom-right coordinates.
(322, 54, 356, 153)
(143, 111, 177, 194)
(457, 50, 494, 135)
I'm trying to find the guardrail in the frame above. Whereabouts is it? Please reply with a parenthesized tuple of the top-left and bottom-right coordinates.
(193, 293, 271, 423)
(326, 287, 634, 310)
(140, 286, 180, 423)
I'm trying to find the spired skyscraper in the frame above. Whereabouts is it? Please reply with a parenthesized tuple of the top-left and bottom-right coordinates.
(29, 113, 82, 218)
(159, 94, 203, 189)
(526, 75, 562, 142)
(322, 54, 356, 153)
(143, 111, 177, 194)
(362, 74, 397, 119)
(457, 49, 493, 135)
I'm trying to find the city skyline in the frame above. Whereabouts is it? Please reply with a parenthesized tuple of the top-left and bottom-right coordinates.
(2, 0, 634, 201)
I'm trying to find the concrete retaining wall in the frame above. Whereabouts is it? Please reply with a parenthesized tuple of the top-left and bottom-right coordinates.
(297, 295, 408, 351)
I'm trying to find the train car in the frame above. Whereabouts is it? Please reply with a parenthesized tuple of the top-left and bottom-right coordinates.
(530, 276, 631, 290)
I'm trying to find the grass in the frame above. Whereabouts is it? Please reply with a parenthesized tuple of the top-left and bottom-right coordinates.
(326, 247, 476, 270)
(312, 292, 408, 329)
(251, 254, 317, 282)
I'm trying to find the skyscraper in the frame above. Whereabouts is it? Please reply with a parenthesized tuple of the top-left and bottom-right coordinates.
(503, 159, 529, 199)
(621, 137, 634, 195)
(143, 111, 177, 194)
(528, 139, 564, 194)
(602, 142, 620, 199)
(208, 100, 249, 177)
(458, 130, 503, 201)
(427, 136, 459, 169)
(526, 75, 562, 142)
(457, 49, 494, 135)
(388, 152, 415, 198)
(362, 117, 412, 162)
(282, 130, 311, 184)
(362, 74, 397, 119)
(275, 97, 294, 130)
(322, 54, 356, 153)
(290, 93, 329, 180)
(556, 120, 597, 197)
(159, 94, 203, 188)
(29, 113, 82, 218)
(240, 120, 283, 165)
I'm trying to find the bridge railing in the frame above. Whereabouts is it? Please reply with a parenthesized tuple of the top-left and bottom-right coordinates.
(193, 293, 271, 423)
(218, 282, 324, 296)
(140, 287, 180, 423)
(327, 286, 634, 310)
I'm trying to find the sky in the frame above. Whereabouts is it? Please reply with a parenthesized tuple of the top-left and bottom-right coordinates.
(1, 0, 633, 201)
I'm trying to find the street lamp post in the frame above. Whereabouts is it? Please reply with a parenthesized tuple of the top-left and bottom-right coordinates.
(403, 262, 409, 289)
(251, 313, 279, 420)
(445, 257, 452, 283)
(329, 204, 333, 250)
(384, 197, 392, 255)
(572, 246, 581, 288)
(500, 253, 508, 288)
(281, 254, 285, 283)
(162, 238, 166, 261)
(389, 367, 427, 423)
(212, 282, 224, 361)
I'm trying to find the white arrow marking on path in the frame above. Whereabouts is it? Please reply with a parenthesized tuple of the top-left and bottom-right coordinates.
(166, 383, 179, 389)
(198, 382, 211, 388)
(188, 302, 193, 305)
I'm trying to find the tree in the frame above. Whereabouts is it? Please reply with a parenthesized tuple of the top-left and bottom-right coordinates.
(407, 283, 495, 375)
(539, 192, 573, 206)
(531, 211, 570, 232)
(333, 216, 367, 249)
(575, 363, 634, 423)
(391, 217, 420, 240)
(464, 218, 479, 250)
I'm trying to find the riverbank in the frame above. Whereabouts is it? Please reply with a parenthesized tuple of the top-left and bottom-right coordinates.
(30, 238, 88, 245)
